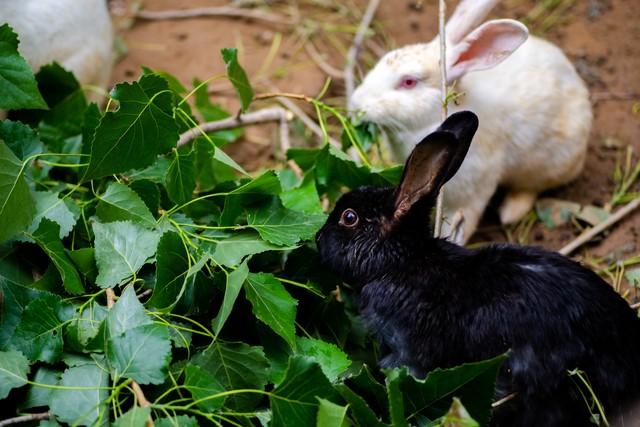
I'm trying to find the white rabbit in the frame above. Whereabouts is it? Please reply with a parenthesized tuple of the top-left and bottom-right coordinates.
(0, 0, 113, 101)
(350, 0, 592, 243)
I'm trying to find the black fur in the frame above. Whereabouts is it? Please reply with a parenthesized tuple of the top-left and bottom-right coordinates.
(316, 112, 640, 426)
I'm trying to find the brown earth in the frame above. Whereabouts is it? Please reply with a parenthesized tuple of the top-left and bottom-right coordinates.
(110, 0, 640, 290)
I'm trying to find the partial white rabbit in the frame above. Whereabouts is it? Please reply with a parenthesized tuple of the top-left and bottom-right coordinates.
(350, 0, 591, 243)
(0, 0, 114, 101)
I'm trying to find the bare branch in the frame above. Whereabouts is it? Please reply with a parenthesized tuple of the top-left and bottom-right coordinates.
(264, 83, 342, 148)
(344, 0, 381, 102)
(106, 288, 116, 309)
(130, 381, 153, 427)
(305, 42, 344, 80)
(449, 209, 465, 243)
(492, 392, 517, 408)
(559, 198, 640, 256)
(177, 107, 291, 147)
(135, 7, 293, 26)
(105, 288, 153, 427)
(434, 0, 448, 238)
(0, 413, 50, 427)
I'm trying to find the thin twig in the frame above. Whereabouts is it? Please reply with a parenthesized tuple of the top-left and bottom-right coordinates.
(105, 288, 153, 427)
(344, 0, 381, 102)
(630, 302, 640, 310)
(434, 0, 448, 238)
(0, 413, 50, 426)
(177, 107, 291, 147)
(106, 288, 116, 309)
(131, 381, 154, 427)
(135, 7, 294, 26)
(492, 392, 518, 408)
(265, 82, 341, 147)
(137, 289, 153, 299)
(305, 42, 344, 80)
(449, 209, 465, 243)
(590, 91, 638, 103)
(559, 198, 640, 256)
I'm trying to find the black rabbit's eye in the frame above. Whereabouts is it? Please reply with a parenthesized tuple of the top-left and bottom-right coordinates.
(339, 209, 359, 228)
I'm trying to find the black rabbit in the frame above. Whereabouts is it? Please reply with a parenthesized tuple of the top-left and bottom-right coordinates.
(316, 111, 640, 426)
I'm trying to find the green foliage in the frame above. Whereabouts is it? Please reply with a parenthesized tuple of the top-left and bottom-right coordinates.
(0, 41, 504, 426)
(0, 141, 36, 242)
(0, 24, 47, 109)
(221, 48, 254, 112)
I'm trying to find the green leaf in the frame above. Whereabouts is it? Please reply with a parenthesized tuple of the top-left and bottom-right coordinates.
(30, 219, 84, 294)
(0, 141, 36, 243)
(231, 170, 282, 196)
(23, 366, 59, 409)
(0, 24, 47, 109)
(50, 363, 109, 427)
(297, 337, 351, 382)
(437, 398, 479, 427)
(270, 356, 340, 427)
(166, 149, 196, 205)
(221, 48, 254, 112)
(0, 260, 44, 347)
(67, 303, 108, 352)
(385, 354, 507, 426)
(96, 182, 156, 227)
(155, 415, 199, 427)
(0, 350, 29, 399)
(626, 268, 640, 287)
(210, 231, 297, 267)
(9, 295, 73, 363)
(107, 285, 153, 337)
(130, 179, 160, 215)
(247, 201, 326, 246)
(385, 370, 409, 427)
(244, 273, 298, 348)
(67, 248, 98, 283)
(126, 157, 171, 183)
(36, 63, 88, 138)
(93, 221, 161, 288)
(192, 341, 269, 410)
(290, 145, 401, 191)
(211, 259, 249, 335)
(107, 323, 172, 384)
(114, 406, 151, 427)
(184, 363, 225, 412)
(280, 171, 323, 215)
(317, 398, 349, 427)
(0, 120, 43, 160)
(193, 78, 233, 122)
(29, 191, 78, 239)
(334, 383, 386, 427)
(83, 74, 178, 180)
(148, 231, 190, 310)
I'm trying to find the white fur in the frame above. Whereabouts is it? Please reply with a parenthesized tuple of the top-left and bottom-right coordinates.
(350, 1, 591, 243)
(0, 0, 113, 100)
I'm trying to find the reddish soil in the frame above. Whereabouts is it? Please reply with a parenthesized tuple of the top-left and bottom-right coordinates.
(110, 0, 639, 285)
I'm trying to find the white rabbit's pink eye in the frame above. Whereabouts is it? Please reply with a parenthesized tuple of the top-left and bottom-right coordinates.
(339, 209, 359, 228)
(398, 76, 418, 89)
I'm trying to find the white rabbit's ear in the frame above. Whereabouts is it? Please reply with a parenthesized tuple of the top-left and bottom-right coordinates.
(393, 111, 479, 222)
(447, 19, 528, 83)
(446, 0, 501, 44)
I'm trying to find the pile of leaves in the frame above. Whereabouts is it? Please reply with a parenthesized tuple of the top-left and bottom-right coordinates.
(0, 24, 504, 426)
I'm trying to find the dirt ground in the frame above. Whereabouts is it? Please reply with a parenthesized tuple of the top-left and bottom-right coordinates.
(109, 0, 639, 284)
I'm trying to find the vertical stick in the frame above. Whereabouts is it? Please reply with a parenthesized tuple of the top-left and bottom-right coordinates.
(434, 0, 448, 238)
(106, 288, 154, 427)
(345, 0, 381, 103)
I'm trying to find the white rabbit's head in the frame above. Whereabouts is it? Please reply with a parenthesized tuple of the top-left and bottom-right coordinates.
(350, 0, 528, 144)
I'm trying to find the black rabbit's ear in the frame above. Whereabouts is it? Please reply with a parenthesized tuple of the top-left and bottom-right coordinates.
(393, 111, 478, 222)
